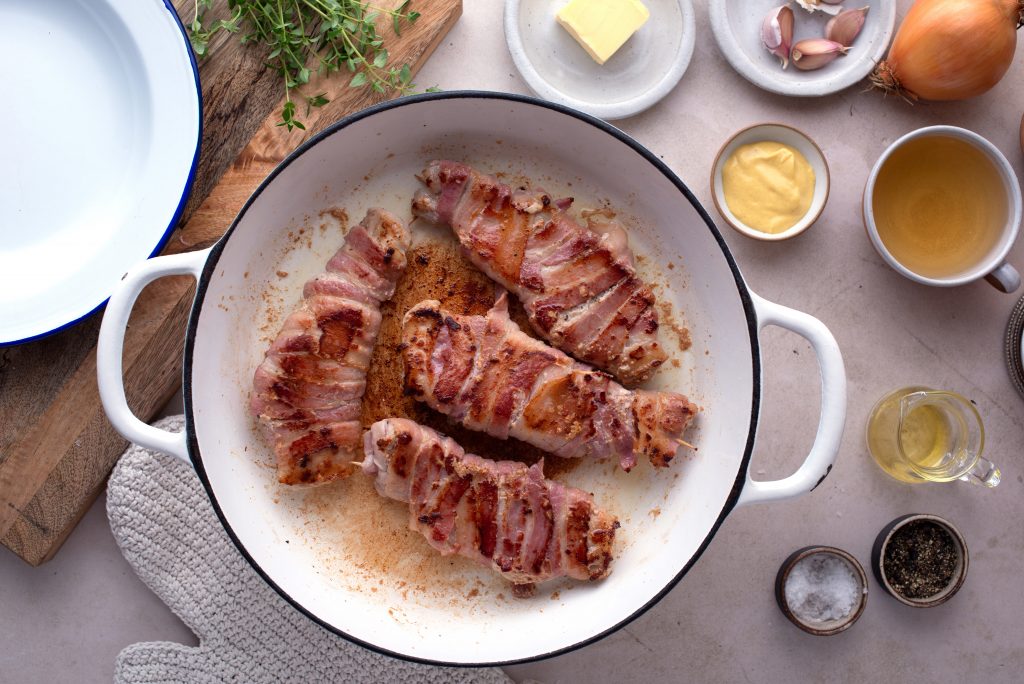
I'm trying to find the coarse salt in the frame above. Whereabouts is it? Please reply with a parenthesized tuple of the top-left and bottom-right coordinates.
(784, 553, 861, 623)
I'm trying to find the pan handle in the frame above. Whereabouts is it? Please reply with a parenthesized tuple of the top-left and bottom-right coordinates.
(97, 250, 210, 465)
(736, 292, 847, 507)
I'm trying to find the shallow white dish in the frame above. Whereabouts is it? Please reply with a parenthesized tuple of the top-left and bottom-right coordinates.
(0, 0, 201, 345)
(709, 0, 895, 97)
(711, 123, 830, 241)
(504, 0, 695, 120)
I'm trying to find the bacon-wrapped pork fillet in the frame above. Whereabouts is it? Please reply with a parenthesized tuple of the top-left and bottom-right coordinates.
(251, 208, 410, 485)
(412, 160, 667, 386)
(362, 418, 618, 591)
(402, 294, 697, 471)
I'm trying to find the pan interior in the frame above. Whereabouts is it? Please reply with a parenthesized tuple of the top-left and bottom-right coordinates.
(187, 96, 757, 664)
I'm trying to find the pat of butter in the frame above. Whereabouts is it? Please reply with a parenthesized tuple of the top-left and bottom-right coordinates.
(556, 0, 650, 65)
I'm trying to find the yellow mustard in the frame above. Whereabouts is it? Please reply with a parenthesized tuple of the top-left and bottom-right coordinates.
(721, 141, 815, 234)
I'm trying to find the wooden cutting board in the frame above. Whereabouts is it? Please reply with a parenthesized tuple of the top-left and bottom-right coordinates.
(0, 0, 462, 566)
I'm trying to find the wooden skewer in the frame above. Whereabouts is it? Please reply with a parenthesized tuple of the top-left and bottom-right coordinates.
(675, 438, 696, 450)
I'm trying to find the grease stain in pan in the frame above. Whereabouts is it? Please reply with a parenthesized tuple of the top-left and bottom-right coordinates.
(229, 145, 704, 612)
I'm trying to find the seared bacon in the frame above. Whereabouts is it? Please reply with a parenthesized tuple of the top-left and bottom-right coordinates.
(412, 160, 668, 386)
(362, 418, 618, 589)
(402, 294, 697, 471)
(251, 209, 410, 485)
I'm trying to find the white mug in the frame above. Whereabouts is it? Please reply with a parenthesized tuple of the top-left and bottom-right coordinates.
(863, 125, 1021, 293)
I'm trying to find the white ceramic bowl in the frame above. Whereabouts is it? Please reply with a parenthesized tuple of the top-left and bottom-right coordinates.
(709, 0, 895, 97)
(711, 123, 830, 241)
(504, 0, 695, 120)
(0, 0, 201, 345)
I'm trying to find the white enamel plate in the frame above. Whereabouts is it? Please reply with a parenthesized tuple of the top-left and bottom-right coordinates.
(0, 0, 201, 345)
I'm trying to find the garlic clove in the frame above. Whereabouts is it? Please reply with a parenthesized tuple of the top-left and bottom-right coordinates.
(825, 6, 869, 47)
(791, 39, 850, 70)
(794, 0, 843, 15)
(762, 5, 795, 69)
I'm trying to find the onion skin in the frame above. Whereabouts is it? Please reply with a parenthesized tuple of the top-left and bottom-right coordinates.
(872, 0, 1023, 101)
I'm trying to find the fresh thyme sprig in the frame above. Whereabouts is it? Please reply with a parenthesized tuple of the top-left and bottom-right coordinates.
(189, 0, 433, 131)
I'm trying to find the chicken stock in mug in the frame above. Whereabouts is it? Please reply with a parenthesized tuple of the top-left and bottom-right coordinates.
(863, 125, 1022, 293)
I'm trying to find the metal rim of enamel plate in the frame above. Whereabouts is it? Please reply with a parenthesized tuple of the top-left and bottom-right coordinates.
(1004, 294, 1024, 398)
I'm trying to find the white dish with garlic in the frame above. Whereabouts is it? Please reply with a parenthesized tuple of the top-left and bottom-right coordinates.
(504, 0, 695, 120)
(709, 0, 896, 97)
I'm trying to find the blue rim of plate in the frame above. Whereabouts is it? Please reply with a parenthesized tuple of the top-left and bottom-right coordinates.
(1, 0, 203, 347)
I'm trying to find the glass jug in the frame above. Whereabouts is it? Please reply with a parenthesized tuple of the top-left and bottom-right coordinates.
(866, 387, 1000, 487)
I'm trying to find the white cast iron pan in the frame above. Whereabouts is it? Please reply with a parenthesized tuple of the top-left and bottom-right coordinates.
(98, 92, 846, 666)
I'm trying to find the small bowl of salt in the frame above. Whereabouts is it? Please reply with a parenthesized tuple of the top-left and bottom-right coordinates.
(775, 546, 868, 636)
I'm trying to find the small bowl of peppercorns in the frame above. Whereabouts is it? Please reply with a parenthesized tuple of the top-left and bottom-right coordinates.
(872, 514, 969, 608)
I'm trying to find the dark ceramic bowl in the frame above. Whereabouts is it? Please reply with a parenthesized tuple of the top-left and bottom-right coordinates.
(775, 546, 868, 636)
(872, 514, 969, 608)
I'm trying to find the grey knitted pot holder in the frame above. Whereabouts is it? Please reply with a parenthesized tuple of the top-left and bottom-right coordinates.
(106, 416, 512, 684)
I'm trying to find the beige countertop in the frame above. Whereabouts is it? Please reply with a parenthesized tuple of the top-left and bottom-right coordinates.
(4, 1, 1024, 681)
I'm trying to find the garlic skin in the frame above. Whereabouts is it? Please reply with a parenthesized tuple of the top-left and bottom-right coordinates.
(762, 5, 795, 69)
(794, 0, 843, 15)
(791, 39, 850, 70)
(826, 6, 870, 47)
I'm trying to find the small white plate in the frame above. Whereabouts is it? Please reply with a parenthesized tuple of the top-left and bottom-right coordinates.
(0, 0, 201, 345)
(504, 0, 695, 120)
(711, 123, 830, 241)
(709, 0, 895, 97)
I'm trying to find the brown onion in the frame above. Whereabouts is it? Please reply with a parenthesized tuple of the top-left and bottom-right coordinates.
(872, 0, 1024, 101)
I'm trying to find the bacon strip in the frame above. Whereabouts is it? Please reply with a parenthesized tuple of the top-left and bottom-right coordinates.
(412, 160, 668, 385)
(251, 209, 410, 485)
(362, 418, 619, 589)
(402, 294, 697, 471)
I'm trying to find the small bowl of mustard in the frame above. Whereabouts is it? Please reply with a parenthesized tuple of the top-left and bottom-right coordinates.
(711, 123, 830, 241)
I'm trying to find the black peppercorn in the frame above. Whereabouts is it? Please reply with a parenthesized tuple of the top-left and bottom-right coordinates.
(883, 520, 958, 599)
